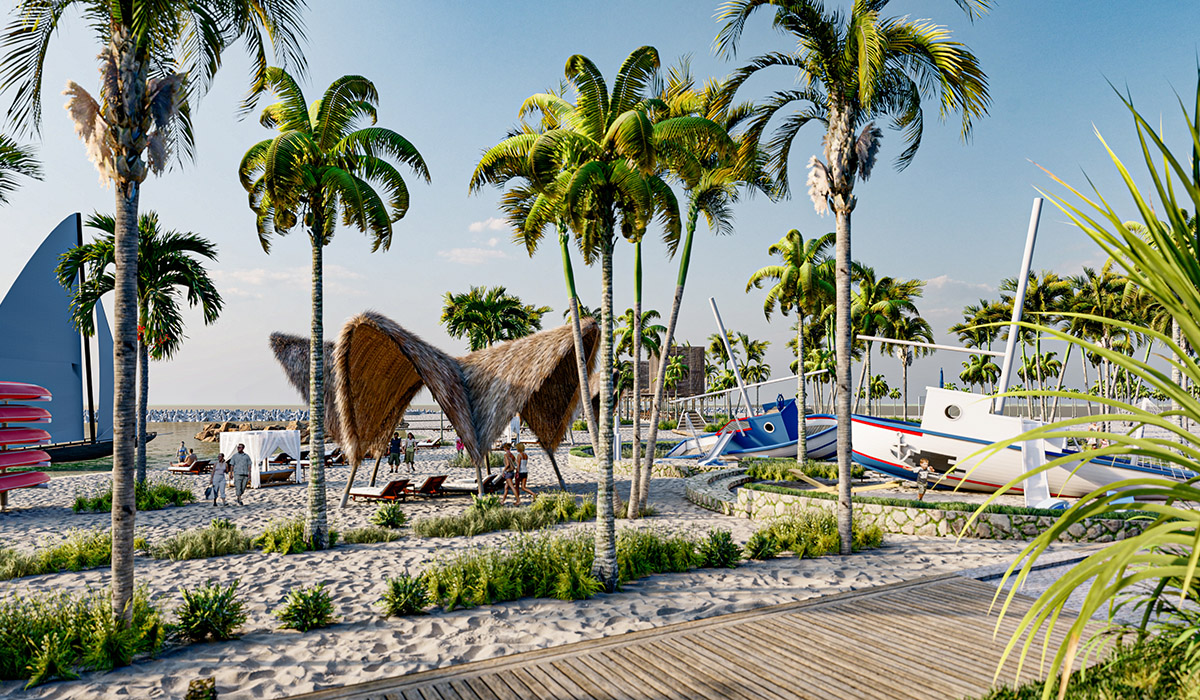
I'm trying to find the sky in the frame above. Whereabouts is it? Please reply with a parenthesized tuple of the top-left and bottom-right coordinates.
(2, 0, 1200, 408)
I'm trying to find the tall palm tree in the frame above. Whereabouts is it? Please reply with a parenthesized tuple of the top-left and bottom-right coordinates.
(1000, 271, 1073, 418)
(960, 353, 1000, 394)
(0, 0, 307, 629)
(0, 133, 40, 204)
(664, 353, 690, 395)
(239, 68, 429, 546)
(441, 285, 550, 350)
(879, 312, 933, 421)
(616, 306, 666, 436)
(851, 268, 923, 412)
(747, 228, 833, 463)
(486, 47, 727, 591)
(718, 0, 990, 554)
(636, 62, 750, 516)
(58, 212, 222, 485)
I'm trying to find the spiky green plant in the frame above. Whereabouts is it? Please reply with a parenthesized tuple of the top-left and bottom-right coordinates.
(970, 73, 1200, 698)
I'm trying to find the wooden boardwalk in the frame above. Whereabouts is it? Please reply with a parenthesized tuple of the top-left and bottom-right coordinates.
(289, 574, 1079, 700)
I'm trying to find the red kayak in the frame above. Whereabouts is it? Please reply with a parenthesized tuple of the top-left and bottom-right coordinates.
(0, 450, 50, 470)
(0, 405, 51, 424)
(0, 427, 51, 446)
(0, 382, 51, 402)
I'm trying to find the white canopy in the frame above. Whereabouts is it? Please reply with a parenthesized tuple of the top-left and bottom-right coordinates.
(219, 430, 303, 488)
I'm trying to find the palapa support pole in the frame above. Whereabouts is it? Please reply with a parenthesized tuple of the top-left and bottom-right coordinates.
(545, 446, 567, 490)
(339, 458, 361, 509)
(368, 453, 383, 487)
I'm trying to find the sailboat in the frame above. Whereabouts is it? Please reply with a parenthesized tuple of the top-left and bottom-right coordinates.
(848, 199, 1198, 498)
(0, 213, 120, 462)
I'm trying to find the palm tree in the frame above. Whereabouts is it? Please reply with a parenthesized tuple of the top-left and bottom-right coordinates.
(707, 331, 741, 417)
(663, 353, 690, 395)
(58, 212, 222, 485)
(489, 47, 727, 591)
(851, 269, 923, 412)
(960, 353, 1000, 394)
(0, 0, 307, 630)
(718, 0, 990, 554)
(0, 133, 40, 204)
(615, 304, 665, 503)
(441, 286, 550, 350)
(879, 313, 933, 422)
(239, 68, 429, 547)
(747, 228, 834, 463)
(999, 271, 1073, 419)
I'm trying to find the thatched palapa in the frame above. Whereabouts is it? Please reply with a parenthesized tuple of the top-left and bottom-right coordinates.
(270, 312, 599, 503)
(268, 333, 340, 441)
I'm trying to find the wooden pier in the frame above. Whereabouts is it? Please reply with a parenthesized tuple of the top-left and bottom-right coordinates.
(288, 574, 1082, 700)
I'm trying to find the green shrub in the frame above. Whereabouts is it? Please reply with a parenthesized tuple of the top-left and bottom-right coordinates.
(413, 492, 594, 538)
(572, 418, 588, 431)
(380, 573, 430, 617)
(175, 580, 246, 643)
(339, 526, 404, 544)
(186, 678, 218, 700)
(370, 502, 408, 529)
(704, 423, 723, 432)
(658, 419, 678, 430)
(744, 531, 780, 560)
(615, 528, 700, 582)
(0, 587, 163, 684)
(152, 520, 253, 561)
(698, 530, 741, 568)
(614, 496, 657, 519)
(0, 529, 112, 581)
(447, 451, 504, 469)
(275, 584, 337, 632)
(254, 518, 310, 554)
(749, 509, 884, 559)
(72, 479, 195, 513)
(619, 417, 633, 425)
(743, 457, 865, 481)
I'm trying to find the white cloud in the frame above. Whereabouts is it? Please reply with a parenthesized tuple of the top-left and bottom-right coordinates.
(211, 265, 365, 299)
(437, 247, 509, 266)
(468, 217, 506, 233)
(923, 274, 993, 293)
(487, 237, 499, 247)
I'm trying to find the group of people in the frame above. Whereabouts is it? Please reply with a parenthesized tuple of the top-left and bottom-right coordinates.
(388, 432, 419, 473)
(500, 442, 533, 506)
(207, 444, 252, 506)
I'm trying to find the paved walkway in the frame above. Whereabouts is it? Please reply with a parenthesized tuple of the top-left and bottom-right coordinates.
(286, 574, 1079, 700)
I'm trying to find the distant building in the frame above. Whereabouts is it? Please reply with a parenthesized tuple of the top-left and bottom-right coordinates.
(642, 345, 705, 399)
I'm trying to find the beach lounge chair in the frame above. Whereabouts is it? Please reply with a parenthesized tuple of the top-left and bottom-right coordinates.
(403, 475, 448, 498)
(168, 459, 212, 474)
(440, 473, 503, 494)
(258, 467, 297, 486)
(348, 479, 409, 502)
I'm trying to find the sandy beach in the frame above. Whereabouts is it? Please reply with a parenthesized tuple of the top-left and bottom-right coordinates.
(0, 432, 1097, 699)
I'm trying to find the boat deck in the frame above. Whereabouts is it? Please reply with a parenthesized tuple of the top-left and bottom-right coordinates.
(286, 573, 1085, 700)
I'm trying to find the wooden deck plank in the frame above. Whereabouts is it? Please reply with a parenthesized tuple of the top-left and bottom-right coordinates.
(284, 574, 1085, 700)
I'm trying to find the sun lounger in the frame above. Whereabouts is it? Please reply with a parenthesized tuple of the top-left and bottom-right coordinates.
(441, 473, 503, 494)
(258, 467, 297, 486)
(348, 479, 410, 502)
(403, 475, 448, 498)
(168, 459, 212, 474)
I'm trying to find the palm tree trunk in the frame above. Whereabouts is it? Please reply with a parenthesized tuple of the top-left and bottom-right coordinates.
(834, 206, 854, 556)
(593, 233, 618, 591)
(627, 242, 644, 518)
(306, 233, 328, 550)
(110, 176, 140, 627)
(1049, 342, 1074, 422)
(641, 199, 699, 507)
(1172, 320, 1182, 428)
(796, 311, 807, 465)
(901, 351, 910, 422)
(853, 342, 871, 412)
(136, 331, 148, 485)
(563, 234, 599, 451)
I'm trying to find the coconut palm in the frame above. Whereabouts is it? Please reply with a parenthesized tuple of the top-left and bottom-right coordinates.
(663, 353, 690, 394)
(851, 268, 923, 412)
(239, 68, 429, 547)
(960, 353, 1000, 394)
(490, 47, 728, 591)
(747, 228, 834, 463)
(718, 0, 990, 554)
(0, 0, 307, 630)
(879, 313, 933, 422)
(999, 271, 1072, 418)
(58, 212, 222, 485)
(0, 133, 40, 204)
(441, 286, 550, 351)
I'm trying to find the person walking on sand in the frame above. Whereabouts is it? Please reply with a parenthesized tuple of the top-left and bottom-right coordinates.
(500, 443, 520, 506)
(515, 443, 535, 499)
(210, 453, 229, 507)
(388, 432, 403, 474)
(404, 432, 418, 473)
(229, 443, 252, 505)
(915, 458, 932, 501)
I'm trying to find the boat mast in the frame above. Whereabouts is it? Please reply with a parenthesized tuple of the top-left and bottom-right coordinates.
(993, 198, 1043, 414)
(76, 213, 97, 444)
(708, 297, 753, 414)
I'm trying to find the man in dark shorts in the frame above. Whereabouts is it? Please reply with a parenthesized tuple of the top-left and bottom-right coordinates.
(388, 432, 403, 474)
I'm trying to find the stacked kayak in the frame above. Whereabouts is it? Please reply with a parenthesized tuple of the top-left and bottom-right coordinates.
(0, 381, 52, 511)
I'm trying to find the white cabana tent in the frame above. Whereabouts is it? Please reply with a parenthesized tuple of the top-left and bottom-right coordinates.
(219, 430, 303, 488)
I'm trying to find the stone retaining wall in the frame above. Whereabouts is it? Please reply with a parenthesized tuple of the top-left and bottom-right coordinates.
(735, 487, 1147, 543)
(566, 452, 692, 478)
(683, 468, 756, 516)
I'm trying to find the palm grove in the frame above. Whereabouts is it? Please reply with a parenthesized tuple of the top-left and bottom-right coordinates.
(0, 0, 1019, 635)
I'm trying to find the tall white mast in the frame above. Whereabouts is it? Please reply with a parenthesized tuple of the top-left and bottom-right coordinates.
(708, 297, 753, 413)
(994, 198, 1043, 414)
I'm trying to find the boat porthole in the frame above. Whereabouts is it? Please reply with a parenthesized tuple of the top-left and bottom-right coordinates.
(945, 404, 962, 420)
(763, 421, 775, 433)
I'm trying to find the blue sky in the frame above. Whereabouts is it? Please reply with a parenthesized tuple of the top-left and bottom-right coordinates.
(2, 0, 1199, 407)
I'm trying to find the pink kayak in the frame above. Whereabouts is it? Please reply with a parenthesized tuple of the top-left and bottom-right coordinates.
(0, 450, 51, 471)
(0, 427, 51, 446)
(0, 382, 51, 402)
(0, 405, 51, 423)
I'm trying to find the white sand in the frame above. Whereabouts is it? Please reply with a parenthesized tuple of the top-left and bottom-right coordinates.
(0, 432, 1096, 699)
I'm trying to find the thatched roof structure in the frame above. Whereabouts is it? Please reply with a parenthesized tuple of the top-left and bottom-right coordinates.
(268, 333, 340, 441)
(270, 313, 600, 470)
